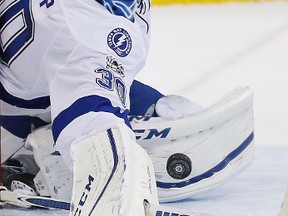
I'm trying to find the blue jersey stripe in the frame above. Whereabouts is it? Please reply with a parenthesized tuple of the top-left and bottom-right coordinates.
(52, 95, 130, 142)
(157, 132, 254, 189)
(0, 82, 50, 109)
(0, 115, 48, 138)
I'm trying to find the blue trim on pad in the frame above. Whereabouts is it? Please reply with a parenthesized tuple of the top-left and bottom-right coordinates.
(89, 129, 119, 215)
(52, 95, 130, 142)
(156, 132, 254, 189)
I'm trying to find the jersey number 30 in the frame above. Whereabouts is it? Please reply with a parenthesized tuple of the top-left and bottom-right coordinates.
(0, 0, 34, 66)
(95, 68, 127, 107)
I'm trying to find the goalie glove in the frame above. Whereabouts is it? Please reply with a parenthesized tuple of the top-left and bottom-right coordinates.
(155, 94, 203, 120)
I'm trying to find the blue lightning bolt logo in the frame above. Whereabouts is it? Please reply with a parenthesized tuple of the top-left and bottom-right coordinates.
(107, 28, 132, 57)
(114, 34, 127, 49)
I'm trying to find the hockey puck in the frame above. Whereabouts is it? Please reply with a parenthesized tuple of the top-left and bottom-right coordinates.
(166, 153, 192, 179)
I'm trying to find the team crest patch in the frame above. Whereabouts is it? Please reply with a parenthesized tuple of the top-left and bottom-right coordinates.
(107, 28, 132, 57)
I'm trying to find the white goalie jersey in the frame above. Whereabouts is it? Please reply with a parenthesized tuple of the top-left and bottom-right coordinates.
(0, 0, 151, 161)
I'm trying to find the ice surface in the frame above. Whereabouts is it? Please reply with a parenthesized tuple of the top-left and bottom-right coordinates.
(1, 146, 288, 216)
(138, 1, 288, 146)
(1, 2, 288, 216)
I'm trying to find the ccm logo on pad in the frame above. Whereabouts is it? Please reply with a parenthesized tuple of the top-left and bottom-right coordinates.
(74, 175, 95, 216)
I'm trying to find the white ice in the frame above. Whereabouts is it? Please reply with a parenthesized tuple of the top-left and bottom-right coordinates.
(2, 2, 288, 216)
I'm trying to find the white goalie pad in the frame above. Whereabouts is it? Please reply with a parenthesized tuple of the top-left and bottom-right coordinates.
(129, 86, 254, 202)
(70, 125, 158, 216)
(24, 124, 73, 201)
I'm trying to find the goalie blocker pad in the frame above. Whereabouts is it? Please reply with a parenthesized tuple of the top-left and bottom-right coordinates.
(130, 86, 255, 202)
(70, 124, 159, 216)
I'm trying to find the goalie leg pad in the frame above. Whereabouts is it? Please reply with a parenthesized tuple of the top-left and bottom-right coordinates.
(71, 124, 158, 216)
(132, 86, 255, 202)
(24, 124, 73, 201)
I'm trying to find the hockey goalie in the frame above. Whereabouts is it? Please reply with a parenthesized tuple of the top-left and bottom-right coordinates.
(0, 0, 254, 214)
(1, 83, 254, 211)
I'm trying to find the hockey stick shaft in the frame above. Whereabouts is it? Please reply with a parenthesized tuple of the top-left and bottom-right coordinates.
(1, 184, 287, 216)
(0, 186, 215, 215)
(0, 186, 70, 210)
